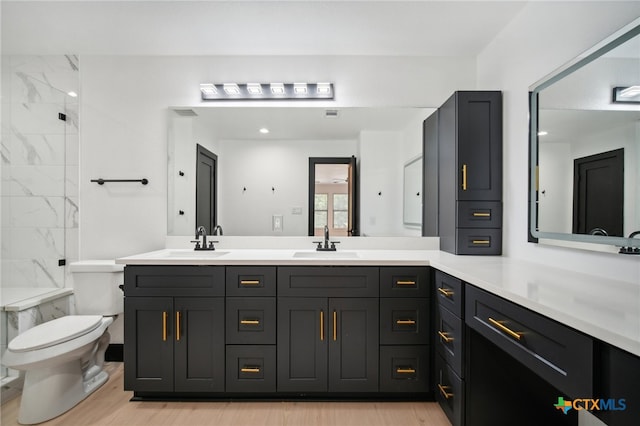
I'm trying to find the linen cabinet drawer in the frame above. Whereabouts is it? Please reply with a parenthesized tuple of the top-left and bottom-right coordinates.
(379, 346, 429, 393)
(380, 298, 430, 345)
(435, 354, 464, 426)
(380, 267, 430, 297)
(277, 266, 379, 297)
(225, 345, 276, 393)
(434, 270, 463, 318)
(226, 298, 276, 345)
(457, 201, 502, 228)
(435, 302, 464, 378)
(226, 266, 276, 297)
(124, 265, 225, 296)
(455, 228, 502, 255)
(465, 285, 593, 397)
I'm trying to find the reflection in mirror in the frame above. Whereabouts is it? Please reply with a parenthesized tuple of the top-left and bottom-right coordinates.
(168, 107, 432, 237)
(530, 19, 640, 251)
(403, 156, 422, 227)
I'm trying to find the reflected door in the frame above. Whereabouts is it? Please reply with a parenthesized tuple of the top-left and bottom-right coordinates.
(196, 144, 217, 234)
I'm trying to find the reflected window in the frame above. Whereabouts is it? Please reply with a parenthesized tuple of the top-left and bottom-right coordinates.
(333, 193, 348, 229)
(314, 194, 328, 227)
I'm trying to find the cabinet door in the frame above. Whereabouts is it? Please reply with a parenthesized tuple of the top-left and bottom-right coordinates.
(328, 298, 379, 392)
(124, 297, 174, 392)
(174, 297, 225, 392)
(277, 298, 328, 392)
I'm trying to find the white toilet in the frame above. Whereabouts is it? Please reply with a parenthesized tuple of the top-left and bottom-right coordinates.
(2, 260, 124, 425)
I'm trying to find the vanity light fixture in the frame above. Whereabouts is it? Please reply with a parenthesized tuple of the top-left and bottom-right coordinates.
(200, 82, 334, 100)
(613, 86, 640, 103)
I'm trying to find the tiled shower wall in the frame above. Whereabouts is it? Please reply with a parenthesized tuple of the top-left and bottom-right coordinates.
(1, 55, 79, 290)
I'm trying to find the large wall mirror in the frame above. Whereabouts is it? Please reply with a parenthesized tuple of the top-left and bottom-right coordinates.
(530, 18, 640, 252)
(168, 107, 431, 237)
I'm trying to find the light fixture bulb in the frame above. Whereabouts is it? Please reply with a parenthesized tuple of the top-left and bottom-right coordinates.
(223, 83, 241, 95)
(293, 83, 308, 95)
(247, 83, 262, 95)
(316, 82, 331, 95)
(270, 83, 285, 95)
(619, 85, 640, 98)
(200, 84, 218, 95)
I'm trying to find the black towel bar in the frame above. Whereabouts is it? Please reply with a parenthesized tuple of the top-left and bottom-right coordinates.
(91, 178, 149, 185)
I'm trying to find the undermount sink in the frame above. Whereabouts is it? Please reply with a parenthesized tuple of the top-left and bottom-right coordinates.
(160, 250, 229, 258)
(293, 251, 360, 259)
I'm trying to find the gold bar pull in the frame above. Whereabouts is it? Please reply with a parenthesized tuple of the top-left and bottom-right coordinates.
(162, 311, 168, 341)
(320, 310, 324, 341)
(241, 367, 261, 373)
(462, 164, 468, 191)
(396, 280, 416, 286)
(438, 330, 454, 343)
(240, 280, 260, 286)
(396, 319, 416, 325)
(438, 383, 454, 399)
(333, 310, 337, 341)
(176, 311, 181, 341)
(472, 240, 491, 245)
(472, 212, 491, 217)
(240, 319, 260, 325)
(438, 287, 454, 298)
(488, 317, 522, 341)
(397, 368, 416, 374)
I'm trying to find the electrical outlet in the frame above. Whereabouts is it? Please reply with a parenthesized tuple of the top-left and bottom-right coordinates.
(291, 206, 303, 215)
(272, 214, 283, 231)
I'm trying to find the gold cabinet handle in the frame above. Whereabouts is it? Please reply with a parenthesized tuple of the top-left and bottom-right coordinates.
(462, 164, 467, 191)
(176, 311, 181, 341)
(437, 287, 454, 298)
(240, 280, 260, 286)
(488, 317, 522, 341)
(472, 240, 491, 245)
(320, 310, 324, 341)
(333, 310, 337, 341)
(472, 212, 491, 217)
(396, 280, 416, 286)
(396, 319, 416, 325)
(396, 368, 416, 374)
(438, 383, 454, 399)
(162, 311, 168, 341)
(438, 330, 454, 343)
(240, 367, 261, 373)
(240, 319, 260, 325)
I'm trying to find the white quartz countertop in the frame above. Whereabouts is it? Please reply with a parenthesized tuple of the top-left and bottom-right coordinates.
(116, 248, 640, 357)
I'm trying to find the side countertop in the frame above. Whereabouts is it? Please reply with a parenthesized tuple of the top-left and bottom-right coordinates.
(116, 248, 640, 357)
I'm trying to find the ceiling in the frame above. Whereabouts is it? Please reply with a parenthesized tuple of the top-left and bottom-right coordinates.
(1, 1, 527, 56)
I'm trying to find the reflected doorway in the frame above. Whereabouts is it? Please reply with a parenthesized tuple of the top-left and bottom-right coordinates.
(196, 144, 218, 234)
(308, 157, 358, 237)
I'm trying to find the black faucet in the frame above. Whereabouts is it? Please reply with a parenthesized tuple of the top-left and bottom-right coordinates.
(619, 230, 640, 255)
(213, 225, 223, 236)
(192, 225, 217, 251)
(314, 225, 338, 251)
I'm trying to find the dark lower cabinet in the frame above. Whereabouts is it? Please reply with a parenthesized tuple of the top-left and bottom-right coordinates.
(277, 297, 379, 393)
(595, 344, 640, 426)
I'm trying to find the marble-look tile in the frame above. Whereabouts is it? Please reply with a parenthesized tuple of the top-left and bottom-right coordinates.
(11, 103, 66, 136)
(8, 133, 66, 166)
(3, 227, 64, 260)
(66, 133, 79, 167)
(65, 165, 79, 199)
(10, 55, 79, 76)
(64, 103, 79, 135)
(4, 165, 65, 196)
(4, 196, 65, 228)
(1, 259, 66, 289)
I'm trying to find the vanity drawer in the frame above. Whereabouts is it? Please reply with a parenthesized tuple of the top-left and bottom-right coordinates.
(379, 345, 430, 393)
(380, 267, 430, 297)
(435, 302, 464, 378)
(124, 265, 225, 296)
(434, 270, 464, 318)
(435, 354, 464, 426)
(457, 201, 502, 228)
(380, 298, 430, 345)
(455, 228, 502, 255)
(225, 345, 276, 393)
(277, 266, 379, 297)
(226, 266, 276, 297)
(465, 285, 593, 397)
(226, 297, 276, 345)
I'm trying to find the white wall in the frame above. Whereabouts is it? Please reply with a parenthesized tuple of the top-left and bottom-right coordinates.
(477, 2, 640, 281)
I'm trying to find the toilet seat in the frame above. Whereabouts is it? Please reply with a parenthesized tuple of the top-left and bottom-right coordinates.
(8, 315, 103, 352)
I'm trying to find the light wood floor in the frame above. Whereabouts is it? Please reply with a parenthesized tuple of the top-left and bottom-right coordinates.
(1, 363, 450, 426)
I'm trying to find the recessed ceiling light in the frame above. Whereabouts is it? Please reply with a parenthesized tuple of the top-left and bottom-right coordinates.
(537, 131, 548, 136)
(247, 83, 262, 95)
(223, 83, 241, 95)
(67, 91, 78, 97)
(259, 128, 270, 134)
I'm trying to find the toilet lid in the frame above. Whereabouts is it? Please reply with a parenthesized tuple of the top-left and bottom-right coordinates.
(8, 315, 104, 352)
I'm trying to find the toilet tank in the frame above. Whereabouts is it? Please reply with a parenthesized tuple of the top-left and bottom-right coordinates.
(69, 260, 124, 315)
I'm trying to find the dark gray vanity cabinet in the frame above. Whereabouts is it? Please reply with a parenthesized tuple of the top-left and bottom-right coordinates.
(123, 266, 225, 393)
(595, 344, 640, 426)
(428, 91, 503, 255)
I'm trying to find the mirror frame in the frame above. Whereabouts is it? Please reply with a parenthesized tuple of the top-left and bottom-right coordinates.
(529, 18, 640, 252)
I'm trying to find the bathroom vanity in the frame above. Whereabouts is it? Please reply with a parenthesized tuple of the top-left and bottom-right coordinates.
(117, 248, 639, 426)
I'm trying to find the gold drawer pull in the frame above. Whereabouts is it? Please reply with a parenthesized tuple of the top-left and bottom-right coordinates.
(462, 164, 468, 191)
(333, 310, 337, 341)
(396, 280, 416, 286)
(176, 311, 181, 341)
(240, 319, 260, 325)
(438, 383, 454, 399)
(472, 240, 490, 245)
(488, 317, 522, 341)
(437, 287, 454, 297)
(397, 368, 416, 374)
(241, 367, 261, 373)
(162, 311, 168, 341)
(472, 212, 491, 217)
(320, 310, 324, 341)
(438, 330, 454, 343)
(240, 280, 261, 285)
(396, 319, 416, 325)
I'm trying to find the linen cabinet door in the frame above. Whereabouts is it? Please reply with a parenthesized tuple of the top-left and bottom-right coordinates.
(174, 297, 225, 392)
(328, 298, 379, 392)
(124, 297, 174, 392)
(277, 298, 328, 393)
